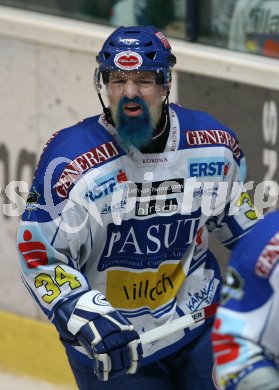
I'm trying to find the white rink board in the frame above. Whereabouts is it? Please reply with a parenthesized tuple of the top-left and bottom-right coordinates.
(0, 19, 101, 319)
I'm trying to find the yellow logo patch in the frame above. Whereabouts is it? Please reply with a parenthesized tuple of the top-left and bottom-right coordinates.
(106, 262, 185, 311)
(237, 192, 259, 220)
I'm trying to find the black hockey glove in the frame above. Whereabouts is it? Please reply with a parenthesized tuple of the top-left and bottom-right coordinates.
(57, 290, 143, 381)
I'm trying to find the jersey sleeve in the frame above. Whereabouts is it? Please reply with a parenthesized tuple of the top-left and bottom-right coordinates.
(17, 132, 92, 322)
(206, 140, 259, 250)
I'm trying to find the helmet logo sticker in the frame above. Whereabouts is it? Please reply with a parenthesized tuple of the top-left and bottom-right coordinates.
(114, 51, 143, 70)
(155, 32, 171, 49)
(119, 38, 140, 45)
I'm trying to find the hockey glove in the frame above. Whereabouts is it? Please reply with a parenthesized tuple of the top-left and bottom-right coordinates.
(66, 291, 143, 381)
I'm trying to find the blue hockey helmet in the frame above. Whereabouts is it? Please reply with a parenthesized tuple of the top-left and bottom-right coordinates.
(96, 25, 176, 86)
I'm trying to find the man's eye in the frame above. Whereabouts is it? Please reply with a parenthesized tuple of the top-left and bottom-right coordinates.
(111, 80, 125, 85)
(138, 80, 154, 85)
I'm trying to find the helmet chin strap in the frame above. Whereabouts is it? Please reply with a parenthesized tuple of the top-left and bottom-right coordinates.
(98, 89, 170, 129)
(162, 90, 170, 114)
(154, 90, 170, 136)
(97, 92, 115, 126)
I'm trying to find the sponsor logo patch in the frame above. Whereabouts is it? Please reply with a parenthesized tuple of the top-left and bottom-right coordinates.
(92, 292, 109, 306)
(193, 184, 219, 197)
(114, 51, 143, 70)
(255, 232, 279, 277)
(85, 169, 127, 202)
(25, 187, 41, 217)
(18, 229, 48, 269)
(188, 157, 230, 178)
(106, 262, 185, 310)
(128, 178, 184, 198)
(155, 31, 171, 49)
(101, 200, 127, 214)
(212, 316, 241, 367)
(98, 210, 200, 271)
(119, 38, 140, 45)
(135, 198, 178, 216)
(186, 129, 241, 159)
(55, 141, 119, 198)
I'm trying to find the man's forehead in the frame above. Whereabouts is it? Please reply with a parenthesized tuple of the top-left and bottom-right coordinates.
(109, 70, 156, 79)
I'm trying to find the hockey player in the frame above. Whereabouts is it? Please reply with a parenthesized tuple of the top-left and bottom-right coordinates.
(17, 25, 259, 389)
(212, 210, 279, 390)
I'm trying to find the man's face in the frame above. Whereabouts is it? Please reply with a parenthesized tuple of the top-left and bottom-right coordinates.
(106, 70, 168, 149)
(108, 70, 167, 128)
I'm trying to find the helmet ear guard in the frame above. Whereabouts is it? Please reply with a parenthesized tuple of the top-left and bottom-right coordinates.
(168, 53, 177, 68)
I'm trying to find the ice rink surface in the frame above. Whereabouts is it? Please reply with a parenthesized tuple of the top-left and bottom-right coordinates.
(0, 371, 75, 390)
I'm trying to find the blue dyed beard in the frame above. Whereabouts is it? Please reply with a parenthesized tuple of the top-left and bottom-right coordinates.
(116, 96, 154, 150)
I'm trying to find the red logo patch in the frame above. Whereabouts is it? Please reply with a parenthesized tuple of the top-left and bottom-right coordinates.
(255, 232, 279, 277)
(211, 318, 240, 365)
(114, 51, 143, 70)
(55, 141, 119, 198)
(155, 31, 171, 49)
(18, 230, 48, 269)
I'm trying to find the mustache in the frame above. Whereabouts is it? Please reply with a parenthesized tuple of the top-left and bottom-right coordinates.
(120, 96, 144, 105)
(119, 96, 144, 110)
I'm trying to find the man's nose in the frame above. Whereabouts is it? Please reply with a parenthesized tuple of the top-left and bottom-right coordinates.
(123, 80, 139, 99)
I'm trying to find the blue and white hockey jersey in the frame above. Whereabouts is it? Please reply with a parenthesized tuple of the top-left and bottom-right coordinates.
(212, 210, 279, 390)
(17, 103, 258, 365)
